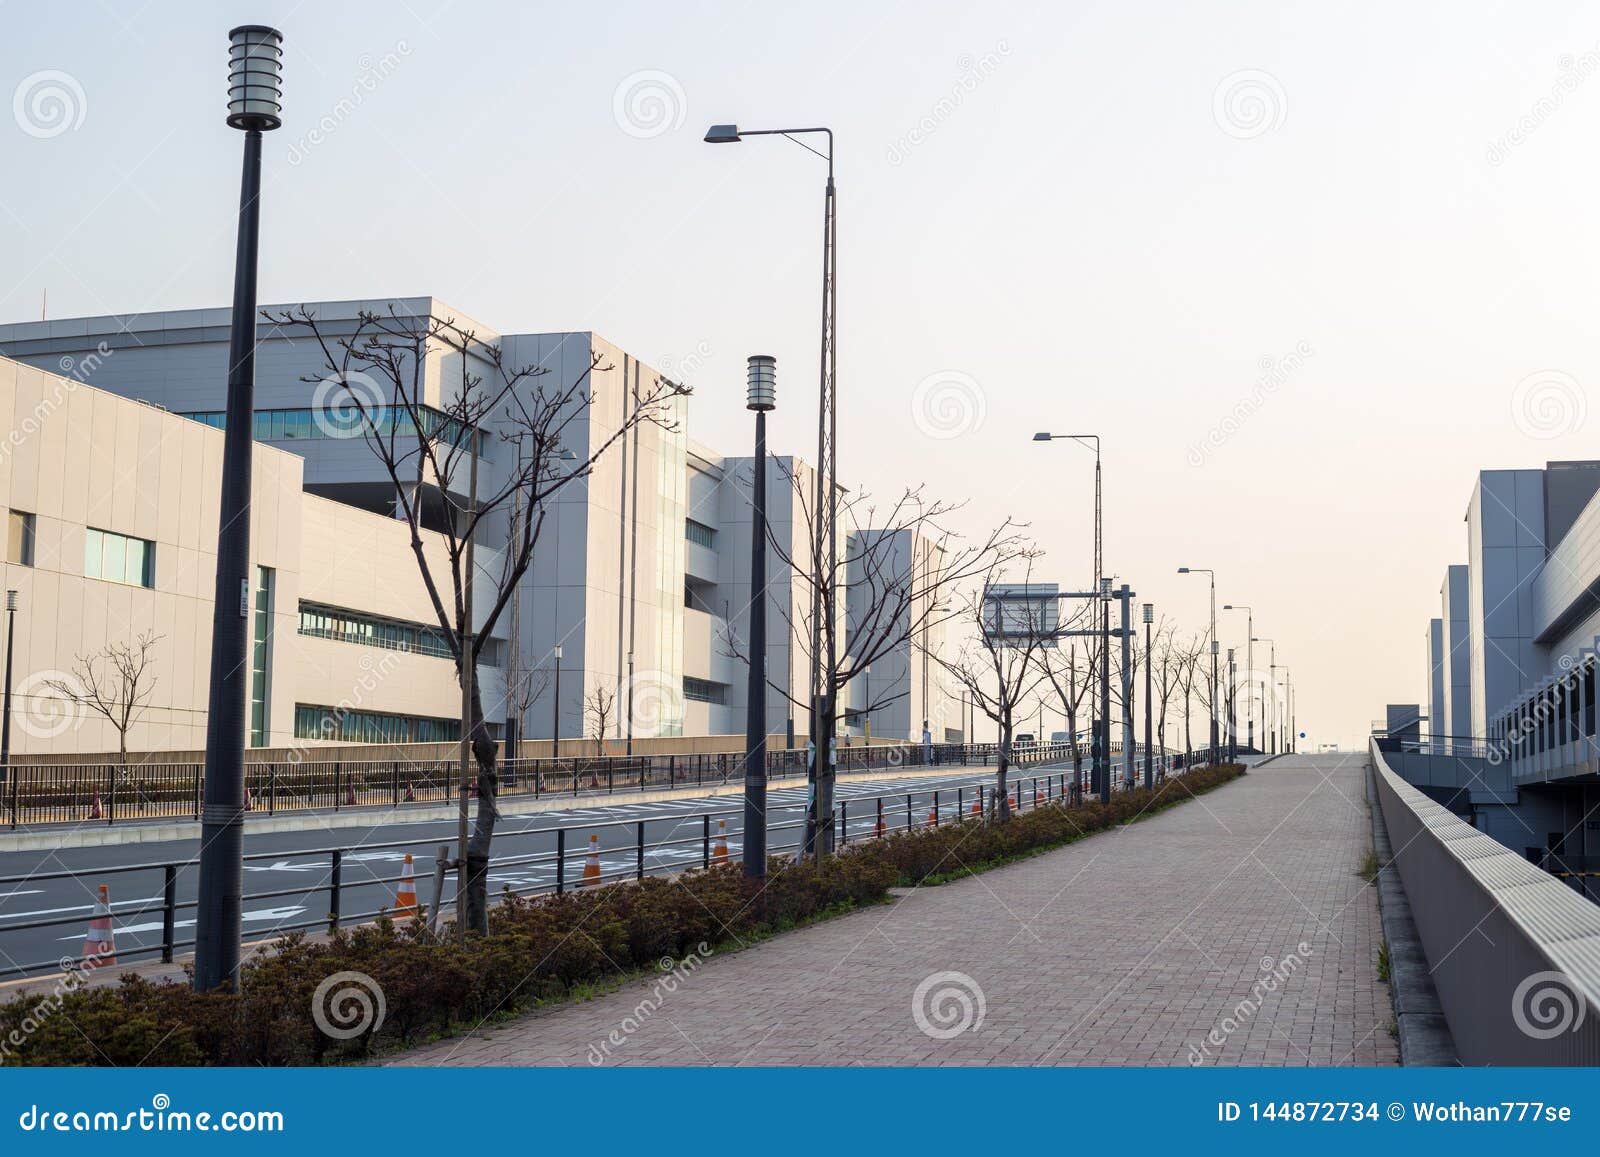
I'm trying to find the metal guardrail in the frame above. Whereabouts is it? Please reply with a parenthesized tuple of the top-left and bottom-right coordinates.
(1369, 737, 1600, 1065)
(0, 741, 1086, 829)
(0, 752, 1188, 979)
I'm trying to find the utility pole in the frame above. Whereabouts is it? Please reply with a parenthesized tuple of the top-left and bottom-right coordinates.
(1120, 584, 1134, 789)
(1099, 577, 1111, 804)
(743, 356, 775, 877)
(455, 435, 478, 945)
(1142, 602, 1154, 789)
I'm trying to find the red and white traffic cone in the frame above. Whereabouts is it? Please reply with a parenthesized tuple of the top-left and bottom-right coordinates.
(927, 805, 938, 827)
(393, 853, 417, 919)
(712, 820, 730, 864)
(971, 791, 983, 817)
(84, 885, 116, 966)
(581, 834, 602, 886)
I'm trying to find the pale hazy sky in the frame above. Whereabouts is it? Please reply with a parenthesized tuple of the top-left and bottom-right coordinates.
(7, 1, 1600, 746)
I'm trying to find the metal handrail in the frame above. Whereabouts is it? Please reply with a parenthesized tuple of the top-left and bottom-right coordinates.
(0, 754, 1189, 978)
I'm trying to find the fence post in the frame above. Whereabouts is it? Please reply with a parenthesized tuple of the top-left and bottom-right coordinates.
(8, 769, 16, 828)
(608, 758, 614, 794)
(958, 786, 963, 818)
(702, 814, 710, 869)
(193, 764, 201, 820)
(335, 764, 342, 812)
(161, 865, 177, 962)
(933, 790, 939, 826)
(640, 758, 647, 792)
(636, 820, 645, 880)
(556, 828, 566, 894)
(391, 761, 399, 808)
(840, 799, 848, 845)
(269, 764, 277, 815)
(329, 849, 342, 933)
(106, 765, 115, 827)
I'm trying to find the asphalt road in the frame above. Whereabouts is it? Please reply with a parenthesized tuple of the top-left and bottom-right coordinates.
(0, 764, 1078, 978)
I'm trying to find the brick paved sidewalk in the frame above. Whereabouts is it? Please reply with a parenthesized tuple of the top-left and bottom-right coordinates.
(390, 754, 1397, 1066)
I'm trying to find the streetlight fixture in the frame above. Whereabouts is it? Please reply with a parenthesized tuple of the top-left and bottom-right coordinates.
(552, 644, 563, 754)
(0, 590, 17, 779)
(1222, 604, 1253, 754)
(743, 355, 776, 878)
(1141, 602, 1154, 789)
(195, 24, 283, 994)
(1177, 567, 1218, 766)
(1034, 432, 1105, 793)
(706, 122, 838, 859)
(1253, 636, 1277, 753)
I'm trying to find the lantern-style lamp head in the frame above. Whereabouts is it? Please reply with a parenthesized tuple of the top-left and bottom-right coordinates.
(1141, 602, 1153, 624)
(746, 355, 776, 412)
(227, 26, 284, 131)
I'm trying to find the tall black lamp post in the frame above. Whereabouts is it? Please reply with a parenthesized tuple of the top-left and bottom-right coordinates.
(552, 644, 563, 754)
(743, 355, 776, 877)
(704, 123, 837, 859)
(1223, 604, 1253, 753)
(195, 24, 282, 993)
(1142, 601, 1153, 788)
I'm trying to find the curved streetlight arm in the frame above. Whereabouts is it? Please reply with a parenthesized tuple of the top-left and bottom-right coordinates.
(705, 125, 834, 175)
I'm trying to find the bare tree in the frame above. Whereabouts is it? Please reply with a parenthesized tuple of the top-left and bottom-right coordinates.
(1032, 637, 1095, 792)
(45, 631, 163, 767)
(273, 304, 688, 932)
(727, 468, 1028, 855)
(1149, 619, 1183, 770)
(1175, 633, 1207, 765)
(585, 684, 615, 755)
(928, 552, 1049, 821)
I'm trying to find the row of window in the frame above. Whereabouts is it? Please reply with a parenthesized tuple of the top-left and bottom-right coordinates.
(299, 601, 455, 660)
(685, 518, 716, 549)
(182, 405, 486, 455)
(85, 527, 155, 588)
(294, 704, 460, 745)
(683, 676, 726, 705)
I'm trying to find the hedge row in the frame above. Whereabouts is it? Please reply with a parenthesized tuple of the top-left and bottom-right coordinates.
(1, 762, 1244, 1066)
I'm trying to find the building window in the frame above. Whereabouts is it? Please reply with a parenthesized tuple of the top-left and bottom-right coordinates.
(250, 566, 274, 747)
(685, 518, 716, 549)
(683, 676, 726, 705)
(8, 511, 34, 567)
(181, 406, 487, 456)
(296, 600, 499, 666)
(84, 527, 154, 588)
(294, 703, 461, 745)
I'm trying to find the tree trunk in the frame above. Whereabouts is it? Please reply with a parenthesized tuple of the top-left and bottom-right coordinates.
(462, 672, 500, 935)
(995, 716, 1012, 821)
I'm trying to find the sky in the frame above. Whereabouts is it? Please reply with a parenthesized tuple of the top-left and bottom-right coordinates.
(5, 0, 1600, 747)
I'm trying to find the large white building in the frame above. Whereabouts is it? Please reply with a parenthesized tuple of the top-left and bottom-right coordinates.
(0, 299, 958, 756)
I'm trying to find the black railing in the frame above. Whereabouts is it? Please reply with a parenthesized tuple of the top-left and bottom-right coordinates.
(0, 754, 1189, 980)
(1, 741, 1088, 829)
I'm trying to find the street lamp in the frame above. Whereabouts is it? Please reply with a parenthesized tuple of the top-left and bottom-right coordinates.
(0, 590, 17, 778)
(743, 354, 776, 878)
(196, 24, 282, 994)
(1177, 567, 1218, 766)
(1253, 637, 1276, 753)
(552, 644, 563, 754)
(1222, 604, 1253, 754)
(1142, 602, 1154, 789)
(1034, 432, 1105, 793)
(1280, 667, 1295, 753)
(706, 122, 838, 859)
(1226, 647, 1237, 761)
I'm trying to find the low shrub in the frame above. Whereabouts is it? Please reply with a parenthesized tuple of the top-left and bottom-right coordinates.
(0, 763, 1242, 1066)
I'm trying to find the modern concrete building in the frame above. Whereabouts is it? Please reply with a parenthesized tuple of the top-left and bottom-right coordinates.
(0, 299, 957, 755)
(1426, 617, 1444, 752)
(1440, 563, 1471, 741)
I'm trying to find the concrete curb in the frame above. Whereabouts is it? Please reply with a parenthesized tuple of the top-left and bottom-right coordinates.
(0, 762, 1021, 853)
(1364, 759, 1459, 1066)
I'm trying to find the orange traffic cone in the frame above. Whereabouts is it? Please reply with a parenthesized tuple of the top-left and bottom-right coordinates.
(89, 792, 103, 820)
(581, 834, 602, 886)
(84, 884, 116, 966)
(971, 792, 982, 817)
(393, 853, 417, 918)
(712, 820, 729, 864)
(1007, 791, 1016, 811)
(927, 805, 938, 827)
